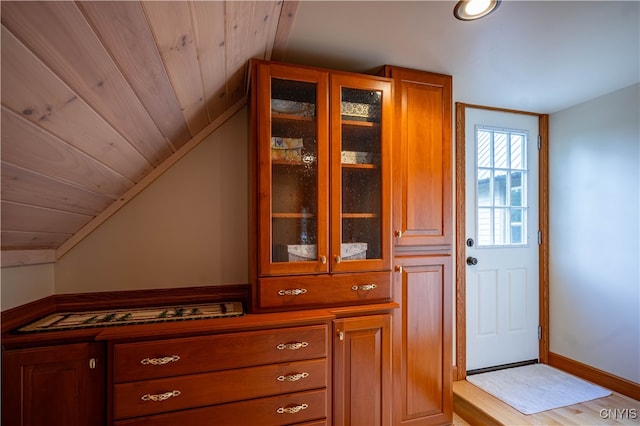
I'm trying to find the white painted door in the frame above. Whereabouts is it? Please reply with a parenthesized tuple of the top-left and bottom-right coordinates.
(465, 107, 539, 372)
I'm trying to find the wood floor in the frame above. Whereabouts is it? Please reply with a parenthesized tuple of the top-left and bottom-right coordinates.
(453, 379, 640, 425)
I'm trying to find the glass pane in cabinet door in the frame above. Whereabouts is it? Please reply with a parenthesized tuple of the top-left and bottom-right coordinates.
(270, 78, 318, 263)
(340, 87, 382, 261)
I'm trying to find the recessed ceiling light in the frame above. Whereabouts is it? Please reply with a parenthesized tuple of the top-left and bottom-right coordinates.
(454, 0, 501, 21)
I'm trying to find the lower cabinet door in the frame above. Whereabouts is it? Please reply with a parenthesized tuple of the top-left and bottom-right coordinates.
(113, 389, 327, 426)
(393, 255, 452, 425)
(332, 314, 392, 426)
(2, 342, 105, 426)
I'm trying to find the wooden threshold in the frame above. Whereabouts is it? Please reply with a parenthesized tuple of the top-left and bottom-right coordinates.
(453, 379, 640, 426)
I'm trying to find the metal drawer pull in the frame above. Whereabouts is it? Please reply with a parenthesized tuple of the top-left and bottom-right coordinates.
(276, 341, 309, 351)
(140, 355, 180, 366)
(277, 372, 309, 382)
(352, 284, 377, 291)
(278, 288, 307, 296)
(141, 390, 181, 402)
(277, 403, 309, 414)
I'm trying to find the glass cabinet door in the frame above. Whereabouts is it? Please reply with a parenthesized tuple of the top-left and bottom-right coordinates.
(256, 63, 329, 276)
(330, 74, 392, 272)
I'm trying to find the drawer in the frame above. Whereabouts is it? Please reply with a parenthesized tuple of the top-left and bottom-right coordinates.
(258, 271, 392, 309)
(114, 388, 327, 426)
(113, 325, 327, 382)
(114, 358, 327, 419)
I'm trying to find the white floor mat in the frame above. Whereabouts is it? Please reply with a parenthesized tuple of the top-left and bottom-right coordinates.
(466, 364, 612, 415)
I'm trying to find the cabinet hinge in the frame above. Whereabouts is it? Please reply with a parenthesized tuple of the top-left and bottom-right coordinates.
(538, 326, 542, 341)
(538, 135, 542, 150)
(537, 230, 542, 245)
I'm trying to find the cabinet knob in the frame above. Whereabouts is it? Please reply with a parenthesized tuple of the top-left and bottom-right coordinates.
(395, 265, 403, 273)
(338, 330, 344, 341)
(395, 230, 403, 238)
(319, 255, 327, 264)
(334, 255, 341, 264)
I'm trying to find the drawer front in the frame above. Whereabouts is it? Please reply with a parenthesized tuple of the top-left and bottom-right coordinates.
(113, 325, 327, 382)
(114, 388, 327, 426)
(259, 271, 392, 309)
(114, 358, 327, 419)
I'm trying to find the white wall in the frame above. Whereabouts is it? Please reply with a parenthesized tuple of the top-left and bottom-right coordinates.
(54, 107, 249, 294)
(1, 263, 55, 311)
(549, 83, 640, 383)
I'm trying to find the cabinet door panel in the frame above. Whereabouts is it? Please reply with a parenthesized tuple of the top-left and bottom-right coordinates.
(393, 256, 452, 425)
(2, 342, 105, 426)
(330, 73, 392, 273)
(255, 62, 330, 277)
(387, 67, 452, 249)
(333, 314, 392, 426)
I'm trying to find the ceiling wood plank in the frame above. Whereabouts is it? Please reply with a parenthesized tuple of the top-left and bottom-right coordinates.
(1, 1, 172, 166)
(1, 231, 71, 251)
(248, 1, 280, 61)
(56, 95, 248, 261)
(77, 1, 192, 150)
(272, 1, 300, 61)
(225, 2, 255, 107)
(1, 107, 135, 199)
(190, 1, 227, 122)
(1, 201, 92, 235)
(1, 250, 56, 267)
(1, 162, 113, 217)
(142, 1, 209, 136)
(1, 26, 153, 183)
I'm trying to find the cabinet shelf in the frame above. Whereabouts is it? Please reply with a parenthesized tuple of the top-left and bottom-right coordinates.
(342, 119, 380, 128)
(272, 213, 315, 219)
(271, 159, 314, 167)
(342, 213, 378, 219)
(341, 163, 378, 170)
(272, 113, 315, 122)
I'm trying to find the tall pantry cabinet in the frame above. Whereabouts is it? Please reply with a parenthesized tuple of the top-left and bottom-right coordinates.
(384, 66, 453, 426)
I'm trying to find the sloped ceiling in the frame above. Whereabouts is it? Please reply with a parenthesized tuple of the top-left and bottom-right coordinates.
(1, 0, 639, 266)
(1, 0, 296, 264)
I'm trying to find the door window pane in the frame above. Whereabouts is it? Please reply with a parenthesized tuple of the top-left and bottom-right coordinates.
(475, 126, 529, 247)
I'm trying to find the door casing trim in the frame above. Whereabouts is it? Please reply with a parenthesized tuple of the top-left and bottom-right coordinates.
(454, 102, 550, 380)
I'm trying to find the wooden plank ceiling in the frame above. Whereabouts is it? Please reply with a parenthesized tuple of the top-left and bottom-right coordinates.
(1, 1, 296, 264)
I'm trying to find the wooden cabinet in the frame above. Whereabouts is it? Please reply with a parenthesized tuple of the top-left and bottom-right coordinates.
(392, 256, 452, 425)
(384, 66, 453, 425)
(332, 314, 392, 426)
(384, 66, 452, 252)
(2, 342, 105, 426)
(112, 325, 329, 425)
(250, 60, 393, 311)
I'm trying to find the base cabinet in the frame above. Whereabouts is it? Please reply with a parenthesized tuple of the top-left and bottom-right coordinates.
(393, 257, 452, 425)
(2, 342, 105, 426)
(333, 314, 392, 426)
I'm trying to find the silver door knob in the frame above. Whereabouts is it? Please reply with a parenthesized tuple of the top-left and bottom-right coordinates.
(466, 257, 478, 266)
